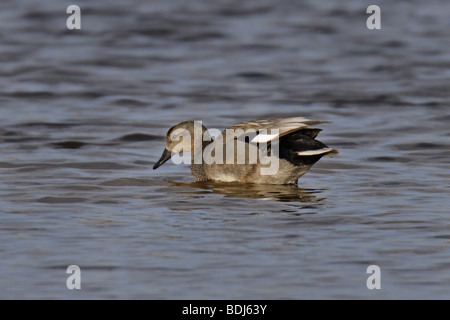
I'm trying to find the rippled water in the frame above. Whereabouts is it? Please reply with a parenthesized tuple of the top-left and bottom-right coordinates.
(1, 0, 449, 299)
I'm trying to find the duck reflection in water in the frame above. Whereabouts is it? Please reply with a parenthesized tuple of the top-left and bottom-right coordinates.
(169, 180, 325, 203)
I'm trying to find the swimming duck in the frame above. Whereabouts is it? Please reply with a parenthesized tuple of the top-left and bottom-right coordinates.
(153, 117, 336, 184)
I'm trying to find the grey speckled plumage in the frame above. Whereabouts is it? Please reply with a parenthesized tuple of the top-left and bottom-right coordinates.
(153, 117, 337, 185)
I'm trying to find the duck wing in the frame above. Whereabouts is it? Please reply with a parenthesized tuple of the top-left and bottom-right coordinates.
(224, 117, 329, 143)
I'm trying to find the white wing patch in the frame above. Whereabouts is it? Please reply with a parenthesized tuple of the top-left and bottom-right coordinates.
(251, 133, 279, 143)
(296, 148, 334, 156)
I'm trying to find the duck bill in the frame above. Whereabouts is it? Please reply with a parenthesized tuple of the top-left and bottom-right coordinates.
(153, 148, 172, 170)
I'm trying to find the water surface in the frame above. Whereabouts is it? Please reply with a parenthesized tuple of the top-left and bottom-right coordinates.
(1, 0, 449, 299)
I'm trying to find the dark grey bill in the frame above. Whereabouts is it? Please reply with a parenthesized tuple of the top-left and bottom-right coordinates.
(153, 148, 172, 170)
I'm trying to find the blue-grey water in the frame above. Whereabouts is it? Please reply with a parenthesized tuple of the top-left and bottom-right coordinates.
(1, 0, 449, 299)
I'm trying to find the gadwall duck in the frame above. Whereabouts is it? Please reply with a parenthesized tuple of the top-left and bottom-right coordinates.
(153, 117, 336, 184)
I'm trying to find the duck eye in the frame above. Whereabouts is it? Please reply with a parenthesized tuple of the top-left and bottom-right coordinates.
(170, 128, 189, 141)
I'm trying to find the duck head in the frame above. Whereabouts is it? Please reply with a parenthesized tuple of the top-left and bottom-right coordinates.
(153, 121, 209, 169)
